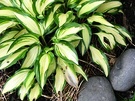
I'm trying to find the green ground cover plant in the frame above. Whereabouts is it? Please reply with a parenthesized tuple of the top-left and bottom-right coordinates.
(0, 0, 132, 100)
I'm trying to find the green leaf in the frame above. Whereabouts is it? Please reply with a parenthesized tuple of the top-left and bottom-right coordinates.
(21, 45, 41, 68)
(0, 48, 28, 70)
(8, 33, 39, 54)
(14, 12, 42, 35)
(78, 0, 105, 17)
(94, 31, 116, 50)
(2, 69, 31, 94)
(74, 64, 88, 81)
(79, 23, 92, 56)
(90, 46, 109, 76)
(0, 20, 17, 34)
(95, 25, 126, 46)
(54, 67, 65, 93)
(55, 22, 83, 40)
(10, 0, 21, 8)
(87, 14, 114, 27)
(96, 1, 122, 13)
(29, 83, 42, 101)
(67, 0, 79, 8)
(14, 29, 28, 38)
(54, 41, 78, 64)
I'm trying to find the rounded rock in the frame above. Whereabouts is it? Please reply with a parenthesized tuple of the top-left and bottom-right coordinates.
(109, 49, 135, 91)
(78, 76, 116, 101)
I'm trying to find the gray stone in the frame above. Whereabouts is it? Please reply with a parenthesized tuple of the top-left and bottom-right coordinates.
(78, 76, 116, 101)
(109, 49, 135, 91)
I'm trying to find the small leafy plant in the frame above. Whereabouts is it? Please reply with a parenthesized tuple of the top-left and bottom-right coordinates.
(0, 0, 131, 100)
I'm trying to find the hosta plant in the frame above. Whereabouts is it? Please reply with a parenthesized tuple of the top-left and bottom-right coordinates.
(0, 0, 131, 100)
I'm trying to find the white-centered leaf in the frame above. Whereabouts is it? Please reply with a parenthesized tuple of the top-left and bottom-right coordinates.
(78, 0, 105, 17)
(54, 67, 65, 93)
(0, 21, 17, 34)
(95, 31, 116, 50)
(64, 64, 78, 88)
(74, 64, 88, 81)
(87, 14, 114, 27)
(90, 46, 109, 76)
(21, 45, 41, 68)
(39, 52, 52, 88)
(0, 30, 19, 43)
(2, 69, 31, 94)
(96, 1, 122, 13)
(79, 23, 92, 56)
(0, 48, 28, 70)
(29, 83, 41, 101)
(8, 34, 39, 54)
(55, 42, 78, 64)
(0, 0, 13, 6)
(96, 25, 126, 46)
(56, 23, 83, 40)
(0, 40, 14, 60)
(14, 13, 42, 35)
(115, 25, 132, 41)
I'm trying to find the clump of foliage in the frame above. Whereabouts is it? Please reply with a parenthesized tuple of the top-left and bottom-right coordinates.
(0, 0, 131, 100)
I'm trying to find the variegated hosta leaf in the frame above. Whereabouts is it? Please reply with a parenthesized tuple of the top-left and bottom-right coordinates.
(79, 23, 92, 56)
(78, 0, 105, 17)
(29, 83, 42, 101)
(0, 40, 14, 60)
(38, 52, 53, 88)
(95, 31, 116, 50)
(55, 11, 75, 27)
(21, 45, 41, 68)
(95, 25, 126, 46)
(74, 64, 88, 81)
(8, 33, 39, 54)
(47, 57, 56, 77)
(54, 67, 65, 93)
(14, 29, 28, 38)
(96, 1, 122, 14)
(10, 0, 21, 8)
(35, 0, 55, 16)
(14, 12, 42, 35)
(62, 34, 82, 42)
(0, 48, 28, 70)
(57, 57, 78, 88)
(0, 30, 19, 43)
(54, 41, 78, 64)
(0, 20, 17, 34)
(24, 71, 35, 88)
(90, 46, 109, 76)
(64, 63, 78, 88)
(87, 14, 114, 27)
(55, 22, 83, 40)
(0, 0, 13, 6)
(21, 0, 36, 17)
(67, 0, 78, 8)
(2, 69, 31, 94)
(19, 84, 31, 100)
(0, 7, 18, 18)
(115, 25, 132, 41)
